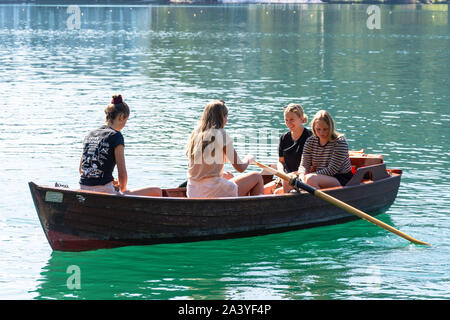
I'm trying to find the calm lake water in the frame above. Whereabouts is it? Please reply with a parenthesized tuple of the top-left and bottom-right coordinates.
(0, 3, 449, 300)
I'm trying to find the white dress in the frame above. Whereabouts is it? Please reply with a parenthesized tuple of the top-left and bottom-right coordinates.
(186, 128, 239, 198)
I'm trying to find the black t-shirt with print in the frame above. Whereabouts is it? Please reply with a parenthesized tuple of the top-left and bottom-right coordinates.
(79, 125, 125, 186)
(278, 128, 312, 173)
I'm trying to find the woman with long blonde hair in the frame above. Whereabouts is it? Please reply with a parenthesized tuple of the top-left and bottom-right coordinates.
(298, 110, 353, 189)
(186, 100, 264, 198)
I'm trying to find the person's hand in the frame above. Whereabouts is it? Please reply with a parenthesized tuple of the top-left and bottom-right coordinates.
(244, 154, 256, 165)
(112, 179, 120, 191)
(298, 173, 305, 182)
(222, 171, 234, 180)
(287, 172, 298, 179)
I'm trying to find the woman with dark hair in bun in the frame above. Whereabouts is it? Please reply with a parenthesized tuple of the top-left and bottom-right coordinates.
(79, 94, 162, 196)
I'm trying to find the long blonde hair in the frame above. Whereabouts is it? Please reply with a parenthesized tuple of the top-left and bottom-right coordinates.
(311, 110, 341, 142)
(186, 100, 228, 160)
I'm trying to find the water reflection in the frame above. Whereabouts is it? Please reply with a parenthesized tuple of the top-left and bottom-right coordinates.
(33, 219, 393, 300)
(1, 3, 449, 299)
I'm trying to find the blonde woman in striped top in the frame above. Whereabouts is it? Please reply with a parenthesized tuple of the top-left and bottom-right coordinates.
(298, 110, 353, 189)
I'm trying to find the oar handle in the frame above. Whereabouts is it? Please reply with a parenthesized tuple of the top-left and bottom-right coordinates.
(255, 161, 292, 181)
(252, 160, 430, 246)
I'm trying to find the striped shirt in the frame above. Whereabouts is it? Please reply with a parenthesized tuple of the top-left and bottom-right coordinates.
(298, 135, 352, 177)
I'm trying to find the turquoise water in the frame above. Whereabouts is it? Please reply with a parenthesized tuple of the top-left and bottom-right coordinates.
(0, 3, 449, 299)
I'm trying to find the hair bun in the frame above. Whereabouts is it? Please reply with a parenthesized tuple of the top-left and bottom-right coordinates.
(111, 95, 123, 104)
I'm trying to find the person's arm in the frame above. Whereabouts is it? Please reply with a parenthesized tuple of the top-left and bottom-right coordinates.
(277, 157, 285, 173)
(221, 171, 234, 180)
(298, 138, 313, 181)
(222, 130, 252, 173)
(277, 135, 286, 173)
(114, 144, 128, 192)
(225, 147, 251, 173)
(79, 156, 83, 175)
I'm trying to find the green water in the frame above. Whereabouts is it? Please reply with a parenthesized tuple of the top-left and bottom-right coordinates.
(0, 3, 449, 299)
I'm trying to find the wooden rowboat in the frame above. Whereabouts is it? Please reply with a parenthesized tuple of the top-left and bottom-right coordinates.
(29, 155, 402, 252)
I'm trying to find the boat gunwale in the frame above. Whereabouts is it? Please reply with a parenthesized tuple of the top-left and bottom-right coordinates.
(28, 170, 402, 203)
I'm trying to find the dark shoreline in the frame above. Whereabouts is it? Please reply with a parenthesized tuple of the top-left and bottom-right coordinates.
(0, 0, 448, 5)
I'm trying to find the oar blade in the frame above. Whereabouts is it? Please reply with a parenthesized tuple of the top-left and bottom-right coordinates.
(252, 160, 430, 246)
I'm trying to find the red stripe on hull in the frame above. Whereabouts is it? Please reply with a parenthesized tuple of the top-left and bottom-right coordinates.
(47, 230, 127, 252)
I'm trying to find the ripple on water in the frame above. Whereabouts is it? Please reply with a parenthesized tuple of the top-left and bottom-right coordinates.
(1, 4, 450, 300)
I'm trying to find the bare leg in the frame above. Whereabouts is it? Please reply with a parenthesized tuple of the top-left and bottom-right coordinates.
(231, 172, 264, 196)
(124, 186, 162, 197)
(304, 173, 340, 189)
(265, 178, 293, 194)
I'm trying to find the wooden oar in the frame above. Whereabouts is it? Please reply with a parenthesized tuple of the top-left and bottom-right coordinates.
(253, 160, 430, 246)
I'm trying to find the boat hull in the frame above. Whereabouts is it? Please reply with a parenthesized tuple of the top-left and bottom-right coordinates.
(29, 170, 401, 252)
